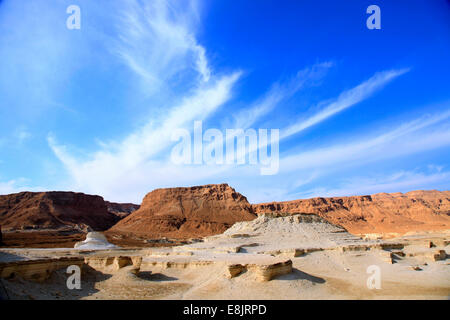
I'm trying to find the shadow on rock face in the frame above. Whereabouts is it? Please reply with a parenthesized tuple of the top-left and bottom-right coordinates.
(41, 264, 113, 300)
(80, 264, 113, 284)
(0, 251, 27, 263)
(138, 271, 178, 282)
(276, 268, 326, 284)
(0, 279, 9, 300)
(1, 264, 113, 300)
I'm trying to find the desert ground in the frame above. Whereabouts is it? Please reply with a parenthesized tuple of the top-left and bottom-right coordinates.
(1, 214, 448, 300)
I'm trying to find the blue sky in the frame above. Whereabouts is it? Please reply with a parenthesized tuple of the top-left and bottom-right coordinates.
(0, 0, 449, 203)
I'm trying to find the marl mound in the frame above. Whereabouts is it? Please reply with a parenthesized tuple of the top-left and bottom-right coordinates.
(253, 190, 450, 237)
(74, 232, 118, 250)
(0, 214, 448, 300)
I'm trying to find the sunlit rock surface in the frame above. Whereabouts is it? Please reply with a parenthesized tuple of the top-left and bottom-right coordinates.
(74, 232, 118, 250)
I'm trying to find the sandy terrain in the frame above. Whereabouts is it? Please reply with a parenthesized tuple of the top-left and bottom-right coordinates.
(0, 229, 188, 248)
(0, 214, 448, 300)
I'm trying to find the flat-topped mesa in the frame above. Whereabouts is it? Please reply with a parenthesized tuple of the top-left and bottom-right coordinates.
(109, 183, 256, 238)
(0, 191, 124, 232)
(252, 190, 450, 236)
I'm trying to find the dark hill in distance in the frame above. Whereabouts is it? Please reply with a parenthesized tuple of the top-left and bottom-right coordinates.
(0, 191, 138, 232)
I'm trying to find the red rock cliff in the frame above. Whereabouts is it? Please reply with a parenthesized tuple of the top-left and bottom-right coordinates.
(109, 183, 256, 238)
(0, 192, 123, 231)
(252, 190, 450, 236)
(105, 201, 140, 218)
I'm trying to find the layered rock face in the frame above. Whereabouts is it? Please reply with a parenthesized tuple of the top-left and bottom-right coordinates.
(253, 190, 450, 236)
(0, 192, 122, 231)
(105, 201, 140, 219)
(1, 188, 449, 240)
(109, 184, 256, 238)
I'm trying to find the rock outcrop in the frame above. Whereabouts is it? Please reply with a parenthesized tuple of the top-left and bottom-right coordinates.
(1, 187, 449, 240)
(74, 232, 118, 250)
(105, 202, 140, 219)
(226, 259, 293, 281)
(0, 192, 122, 231)
(253, 190, 450, 236)
(0, 254, 142, 283)
(198, 213, 367, 254)
(109, 184, 256, 238)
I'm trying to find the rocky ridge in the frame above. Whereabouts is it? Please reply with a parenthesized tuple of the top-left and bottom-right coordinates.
(0, 192, 137, 232)
(253, 190, 450, 236)
(109, 184, 256, 238)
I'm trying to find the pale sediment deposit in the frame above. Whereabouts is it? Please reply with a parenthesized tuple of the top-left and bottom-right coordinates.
(74, 232, 118, 250)
(0, 214, 448, 300)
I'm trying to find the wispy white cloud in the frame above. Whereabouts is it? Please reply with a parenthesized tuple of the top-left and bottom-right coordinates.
(46, 0, 241, 202)
(50, 71, 449, 203)
(112, 0, 211, 92)
(199, 62, 334, 169)
(281, 68, 410, 139)
(214, 109, 450, 203)
(49, 73, 240, 198)
(298, 168, 450, 199)
(0, 178, 42, 195)
(38, 1, 447, 204)
(232, 61, 334, 129)
(237, 68, 410, 160)
(281, 109, 450, 173)
(1, 0, 448, 205)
